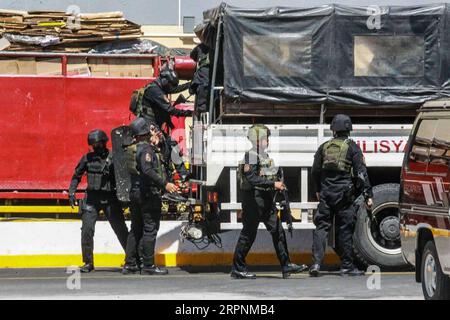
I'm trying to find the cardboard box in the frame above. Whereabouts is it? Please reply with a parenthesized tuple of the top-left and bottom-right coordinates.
(88, 57, 110, 77)
(67, 57, 91, 76)
(36, 58, 62, 75)
(17, 58, 37, 74)
(0, 58, 18, 74)
(0, 57, 37, 75)
(88, 57, 153, 78)
(35, 58, 90, 76)
(0, 56, 153, 77)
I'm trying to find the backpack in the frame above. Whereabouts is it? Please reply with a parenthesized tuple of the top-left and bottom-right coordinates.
(322, 138, 352, 173)
(129, 83, 153, 116)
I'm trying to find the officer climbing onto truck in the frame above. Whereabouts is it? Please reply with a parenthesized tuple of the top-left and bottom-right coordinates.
(310, 114, 373, 277)
(135, 120, 179, 275)
(68, 130, 129, 273)
(231, 124, 309, 279)
(129, 64, 193, 131)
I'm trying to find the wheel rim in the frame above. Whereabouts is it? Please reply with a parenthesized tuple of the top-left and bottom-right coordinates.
(424, 253, 437, 298)
(365, 202, 402, 255)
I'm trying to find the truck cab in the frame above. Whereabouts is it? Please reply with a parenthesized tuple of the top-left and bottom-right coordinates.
(400, 99, 450, 300)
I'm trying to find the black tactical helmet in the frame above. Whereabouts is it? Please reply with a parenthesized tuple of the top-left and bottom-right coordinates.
(87, 129, 108, 145)
(247, 124, 271, 143)
(159, 66, 179, 91)
(129, 117, 150, 137)
(330, 114, 353, 132)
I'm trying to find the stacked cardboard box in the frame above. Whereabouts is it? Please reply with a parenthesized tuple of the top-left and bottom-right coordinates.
(88, 57, 153, 77)
(0, 9, 142, 52)
(0, 56, 154, 77)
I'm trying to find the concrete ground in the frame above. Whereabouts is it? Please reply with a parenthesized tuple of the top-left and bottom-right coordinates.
(0, 267, 423, 300)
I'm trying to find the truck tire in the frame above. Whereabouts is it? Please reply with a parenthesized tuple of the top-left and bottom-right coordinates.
(353, 183, 408, 270)
(421, 241, 450, 300)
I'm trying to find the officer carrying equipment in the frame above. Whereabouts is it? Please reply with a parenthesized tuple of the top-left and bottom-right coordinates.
(129, 65, 192, 130)
(121, 117, 158, 275)
(232, 124, 308, 279)
(310, 114, 373, 277)
(130, 125, 176, 276)
(68, 129, 129, 273)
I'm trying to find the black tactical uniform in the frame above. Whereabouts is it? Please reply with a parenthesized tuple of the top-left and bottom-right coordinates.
(310, 114, 373, 277)
(231, 124, 308, 279)
(141, 67, 192, 129)
(68, 130, 128, 273)
(136, 134, 170, 275)
(121, 118, 150, 274)
(189, 43, 210, 113)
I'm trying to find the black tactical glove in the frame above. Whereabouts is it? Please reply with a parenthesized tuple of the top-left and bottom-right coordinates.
(69, 193, 77, 208)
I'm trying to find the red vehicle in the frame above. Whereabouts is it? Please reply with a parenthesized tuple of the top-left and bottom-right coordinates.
(0, 52, 194, 214)
(400, 99, 450, 300)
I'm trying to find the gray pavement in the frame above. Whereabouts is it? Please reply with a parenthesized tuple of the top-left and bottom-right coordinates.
(0, 268, 423, 300)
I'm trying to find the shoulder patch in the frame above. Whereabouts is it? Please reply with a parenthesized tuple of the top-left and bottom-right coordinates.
(145, 152, 152, 162)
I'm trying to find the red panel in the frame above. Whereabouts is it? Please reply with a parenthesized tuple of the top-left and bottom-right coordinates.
(0, 75, 151, 191)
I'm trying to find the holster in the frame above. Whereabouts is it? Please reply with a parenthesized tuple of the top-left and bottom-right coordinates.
(344, 184, 356, 204)
(77, 197, 86, 215)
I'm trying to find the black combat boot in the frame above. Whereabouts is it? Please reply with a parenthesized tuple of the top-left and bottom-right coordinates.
(230, 269, 256, 279)
(309, 264, 320, 277)
(340, 267, 365, 277)
(282, 263, 309, 279)
(122, 264, 140, 275)
(141, 265, 169, 275)
(80, 263, 94, 273)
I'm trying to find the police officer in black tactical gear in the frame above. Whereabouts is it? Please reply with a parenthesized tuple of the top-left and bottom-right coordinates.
(133, 120, 179, 275)
(121, 118, 153, 274)
(189, 42, 210, 114)
(141, 66, 193, 130)
(68, 129, 129, 273)
(231, 124, 308, 279)
(310, 114, 373, 277)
